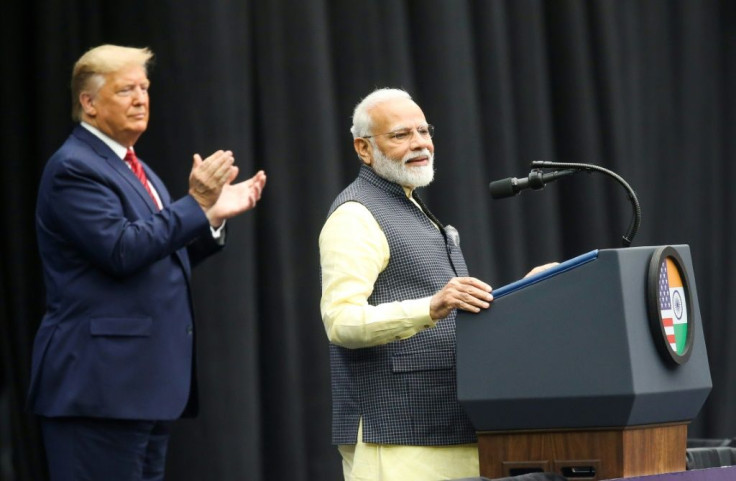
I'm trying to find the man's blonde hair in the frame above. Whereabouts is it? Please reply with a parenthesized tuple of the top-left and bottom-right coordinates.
(70, 44, 154, 121)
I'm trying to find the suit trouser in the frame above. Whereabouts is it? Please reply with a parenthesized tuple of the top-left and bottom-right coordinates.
(40, 416, 171, 481)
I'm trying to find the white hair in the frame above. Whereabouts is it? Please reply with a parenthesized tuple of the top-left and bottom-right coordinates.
(350, 88, 412, 139)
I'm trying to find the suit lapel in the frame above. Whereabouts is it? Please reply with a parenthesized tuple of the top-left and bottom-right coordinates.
(110, 158, 160, 213)
(142, 164, 170, 208)
(72, 126, 191, 273)
(72, 126, 159, 213)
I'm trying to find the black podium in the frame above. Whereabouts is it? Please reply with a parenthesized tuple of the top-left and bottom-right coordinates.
(457, 245, 712, 480)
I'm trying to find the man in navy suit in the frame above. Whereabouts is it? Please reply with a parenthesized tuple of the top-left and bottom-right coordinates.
(27, 44, 267, 480)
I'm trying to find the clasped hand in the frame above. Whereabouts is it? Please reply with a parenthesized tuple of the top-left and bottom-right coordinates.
(429, 277, 493, 320)
(188, 150, 267, 227)
(429, 263, 559, 321)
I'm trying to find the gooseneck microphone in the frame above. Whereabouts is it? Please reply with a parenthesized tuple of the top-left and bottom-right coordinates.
(489, 169, 577, 199)
(489, 161, 641, 247)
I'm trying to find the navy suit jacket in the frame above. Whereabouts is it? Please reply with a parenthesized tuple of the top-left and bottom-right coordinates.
(27, 125, 221, 420)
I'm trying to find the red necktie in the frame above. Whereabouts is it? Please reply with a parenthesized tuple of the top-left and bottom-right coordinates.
(124, 148, 159, 208)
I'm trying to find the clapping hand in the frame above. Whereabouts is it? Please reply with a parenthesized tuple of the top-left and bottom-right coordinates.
(206, 170, 267, 226)
(188, 150, 267, 226)
(188, 150, 237, 210)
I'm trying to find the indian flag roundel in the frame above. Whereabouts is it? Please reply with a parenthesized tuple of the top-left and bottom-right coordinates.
(658, 257, 688, 355)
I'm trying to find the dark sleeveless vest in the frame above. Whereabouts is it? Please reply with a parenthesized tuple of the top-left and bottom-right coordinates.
(326, 165, 476, 446)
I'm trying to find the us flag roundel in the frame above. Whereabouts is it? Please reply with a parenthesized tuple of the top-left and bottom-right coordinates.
(647, 246, 694, 365)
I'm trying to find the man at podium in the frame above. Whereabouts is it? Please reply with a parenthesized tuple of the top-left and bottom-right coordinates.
(318, 87, 494, 480)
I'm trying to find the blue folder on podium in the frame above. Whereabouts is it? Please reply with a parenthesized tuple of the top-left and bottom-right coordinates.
(492, 249, 599, 299)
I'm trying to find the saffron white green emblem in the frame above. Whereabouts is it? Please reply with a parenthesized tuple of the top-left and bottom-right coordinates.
(647, 246, 693, 365)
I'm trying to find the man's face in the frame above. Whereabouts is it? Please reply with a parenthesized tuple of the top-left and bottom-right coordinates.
(82, 64, 150, 147)
(356, 98, 435, 188)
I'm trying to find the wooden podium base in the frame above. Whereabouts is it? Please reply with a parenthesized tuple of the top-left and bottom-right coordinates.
(477, 423, 687, 480)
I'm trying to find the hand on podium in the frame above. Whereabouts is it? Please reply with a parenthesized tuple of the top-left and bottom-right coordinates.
(523, 262, 559, 278)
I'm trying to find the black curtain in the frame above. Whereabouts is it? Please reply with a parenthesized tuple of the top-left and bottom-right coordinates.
(2, 1, 736, 480)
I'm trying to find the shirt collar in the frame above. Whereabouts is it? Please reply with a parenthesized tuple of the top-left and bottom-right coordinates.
(80, 122, 129, 160)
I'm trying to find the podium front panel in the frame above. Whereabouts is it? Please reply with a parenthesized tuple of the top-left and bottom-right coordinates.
(457, 245, 711, 431)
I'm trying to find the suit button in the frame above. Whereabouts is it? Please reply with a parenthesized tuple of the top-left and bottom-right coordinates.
(186, 324, 193, 335)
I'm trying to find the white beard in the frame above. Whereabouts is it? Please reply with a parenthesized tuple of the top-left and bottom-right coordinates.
(370, 145, 435, 188)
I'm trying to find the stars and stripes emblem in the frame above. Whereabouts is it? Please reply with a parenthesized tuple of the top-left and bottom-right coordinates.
(658, 257, 688, 355)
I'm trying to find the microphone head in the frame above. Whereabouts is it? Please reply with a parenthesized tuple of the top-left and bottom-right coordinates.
(489, 178, 518, 199)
